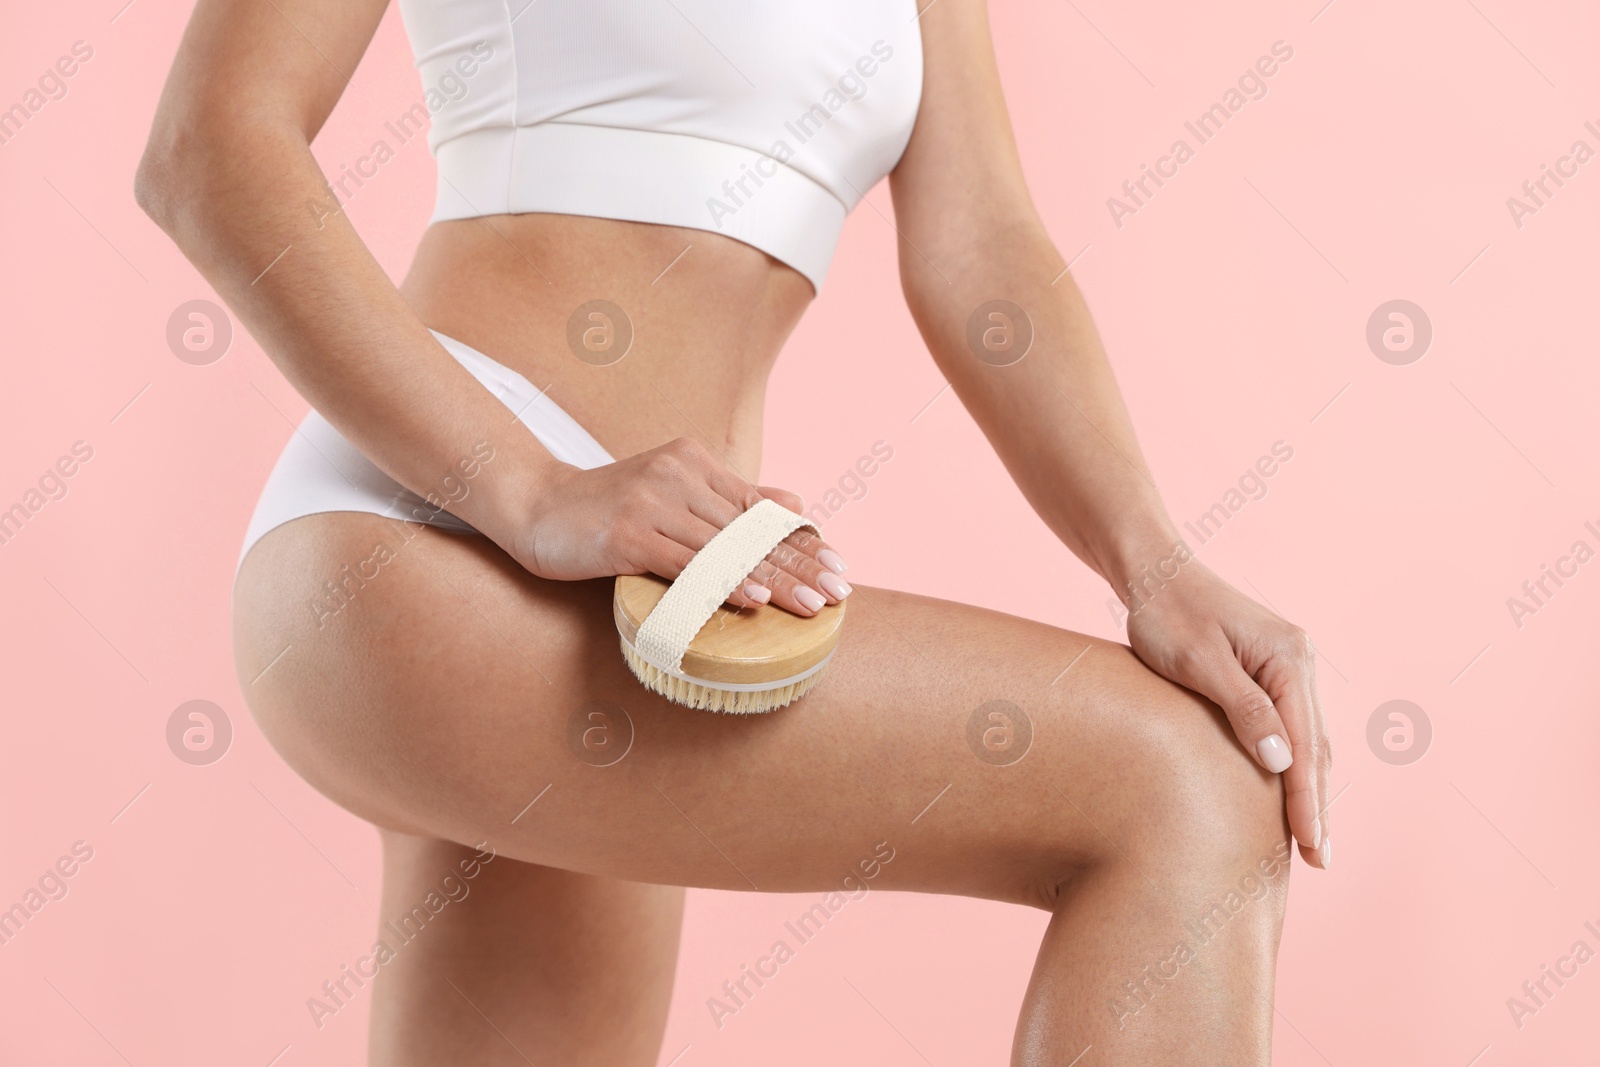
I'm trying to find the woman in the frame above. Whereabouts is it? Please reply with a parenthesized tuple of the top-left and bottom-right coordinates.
(137, 0, 1330, 1062)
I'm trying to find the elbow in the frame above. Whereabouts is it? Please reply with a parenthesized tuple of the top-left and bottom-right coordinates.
(134, 109, 217, 236)
(133, 108, 270, 236)
(134, 117, 194, 235)
(135, 116, 311, 261)
(133, 143, 175, 231)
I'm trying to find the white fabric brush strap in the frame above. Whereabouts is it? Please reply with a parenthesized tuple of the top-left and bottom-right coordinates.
(634, 498, 816, 673)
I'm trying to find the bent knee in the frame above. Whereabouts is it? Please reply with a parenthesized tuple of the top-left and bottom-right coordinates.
(1096, 668, 1291, 886)
(1026, 652, 1293, 913)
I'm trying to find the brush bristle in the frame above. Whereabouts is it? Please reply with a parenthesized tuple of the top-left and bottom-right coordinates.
(620, 639, 823, 713)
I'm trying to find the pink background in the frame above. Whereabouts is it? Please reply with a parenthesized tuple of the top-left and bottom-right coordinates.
(3, 0, 1597, 1063)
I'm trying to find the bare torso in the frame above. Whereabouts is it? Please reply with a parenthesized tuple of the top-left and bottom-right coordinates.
(399, 213, 815, 478)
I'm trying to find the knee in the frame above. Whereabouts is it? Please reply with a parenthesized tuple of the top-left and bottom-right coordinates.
(1093, 674, 1293, 907)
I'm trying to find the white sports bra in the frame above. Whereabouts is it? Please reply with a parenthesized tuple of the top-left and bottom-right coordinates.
(395, 0, 925, 292)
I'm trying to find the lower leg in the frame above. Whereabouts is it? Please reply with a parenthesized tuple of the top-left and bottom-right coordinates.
(1013, 804, 1290, 1064)
(366, 831, 684, 1067)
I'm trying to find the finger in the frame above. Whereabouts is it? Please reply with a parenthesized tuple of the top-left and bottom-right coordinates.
(680, 479, 747, 532)
(747, 552, 837, 616)
(755, 486, 851, 575)
(638, 529, 770, 608)
(645, 507, 831, 618)
(693, 471, 803, 536)
(729, 581, 772, 609)
(1184, 647, 1295, 778)
(640, 530, 696, 582)
(756, 485, 804, 512)
(689, 478, 851, 603)
(659, 439, 772, 527)
(1287, 649, 1331, 867)
(777, 522, 851, 578)
(642, 508, 781, 611)
(1281, 758, 1322, 868)
(1254, 637, 1328, 866)
(757, 537, 852, 606)
(700, 461, 767, 513)
(1308, 662, 1332, 867)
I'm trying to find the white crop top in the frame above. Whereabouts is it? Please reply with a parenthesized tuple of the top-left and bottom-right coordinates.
(395, 0, 925, 292)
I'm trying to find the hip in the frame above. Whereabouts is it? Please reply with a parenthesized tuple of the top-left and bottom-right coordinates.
(235, 328, 616, 579)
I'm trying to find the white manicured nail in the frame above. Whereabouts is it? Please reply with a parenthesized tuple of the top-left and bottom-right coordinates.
(1256, 734, 1293, 773)
(795, 586, 825, 612)
(743, 582, 771, 604)
(818, 548, 848, 574)
(817, 572, 852, 599)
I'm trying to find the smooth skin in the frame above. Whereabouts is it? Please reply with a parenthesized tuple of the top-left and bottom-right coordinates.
(137, 0, 1331, 1063)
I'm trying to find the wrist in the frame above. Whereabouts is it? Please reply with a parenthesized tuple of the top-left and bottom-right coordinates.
(1091, 520, 1195, 608)
(447, 437, 574, 549)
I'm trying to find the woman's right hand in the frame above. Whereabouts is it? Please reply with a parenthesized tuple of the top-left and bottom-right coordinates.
(509, 436, 852, 617)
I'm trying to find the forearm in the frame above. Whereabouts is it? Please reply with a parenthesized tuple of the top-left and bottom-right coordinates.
(904, 235, 1183, 595)
(136, 120, 565, 548)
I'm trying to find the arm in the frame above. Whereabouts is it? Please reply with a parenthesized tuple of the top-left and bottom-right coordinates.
(136, 0, 567, 543)
(137, 0, 845, 617)
(890, 0, 1330, 869)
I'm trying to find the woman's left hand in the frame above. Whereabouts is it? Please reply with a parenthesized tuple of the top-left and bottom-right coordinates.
(1123, 556, 1332, 870)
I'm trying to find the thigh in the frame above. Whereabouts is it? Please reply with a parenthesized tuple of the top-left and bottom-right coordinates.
(368, 830, 682, 1066)
(235, 512, 1279, 909)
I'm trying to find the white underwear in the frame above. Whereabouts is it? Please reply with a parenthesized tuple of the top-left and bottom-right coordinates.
(236, 329, 616, 575)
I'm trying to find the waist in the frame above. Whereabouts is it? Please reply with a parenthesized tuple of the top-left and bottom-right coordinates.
(398, 212, 814, 478)
(430, 124, 848, 293)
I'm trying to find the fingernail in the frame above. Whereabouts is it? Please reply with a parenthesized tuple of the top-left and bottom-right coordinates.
(1318, 835, 1332, 868)
(795, 586, 826, 612)
(818, 548, 849, 574)
(1256, 734, 1293, 773)
(1309, 817, 1322, 849)
(743, 582, 771, 604)
(816, 572, 852, 599)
